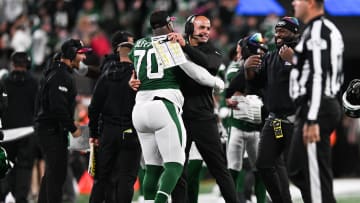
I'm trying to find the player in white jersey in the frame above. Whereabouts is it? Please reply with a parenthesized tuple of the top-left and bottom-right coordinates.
(129, 10, 224, 203)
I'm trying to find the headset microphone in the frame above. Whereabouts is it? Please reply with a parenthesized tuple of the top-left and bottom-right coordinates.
(192, 34, 204, 38)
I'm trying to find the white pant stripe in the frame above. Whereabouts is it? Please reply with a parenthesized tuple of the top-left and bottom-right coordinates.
(157, 190, 170, 199)
(307, 143, 322, 203)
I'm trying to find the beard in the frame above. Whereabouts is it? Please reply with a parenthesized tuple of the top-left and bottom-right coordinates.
(276, 36, 299, 49)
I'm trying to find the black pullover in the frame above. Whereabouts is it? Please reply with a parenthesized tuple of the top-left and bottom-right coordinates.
(88, 54, 135, 138)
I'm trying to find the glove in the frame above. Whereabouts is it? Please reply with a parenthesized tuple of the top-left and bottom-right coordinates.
(74, 62, 89, 76)
(214, 77, 225, 92)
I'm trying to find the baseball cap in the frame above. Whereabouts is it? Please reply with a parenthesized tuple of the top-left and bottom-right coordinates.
(275, 16, 300, 34)
(150, 10, 176, 29)
(111, 31, 134, 51)
(61, 39, 92, 59)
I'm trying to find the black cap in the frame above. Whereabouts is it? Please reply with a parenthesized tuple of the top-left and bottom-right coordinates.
(61, 39, 92, 59)
(150, 10, 175, 29)
(275, 16, 300, 34)
(111, 31, 134, 52)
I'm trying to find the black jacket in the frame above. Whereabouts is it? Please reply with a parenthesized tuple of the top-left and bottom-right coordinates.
(225, 62, 261, 98)
(35, 61, 77, 133)
(248, 50, 295, 116)
(179, 42, 222, 120)
(2, 71, 38, 128)
(88, 55, 136, 138)
(0, 82, 7, 117)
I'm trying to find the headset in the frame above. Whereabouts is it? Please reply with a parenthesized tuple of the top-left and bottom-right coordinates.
(10, 52, 31, 69)
(185, 14, 200, 37)
(64, 47, 78, 61)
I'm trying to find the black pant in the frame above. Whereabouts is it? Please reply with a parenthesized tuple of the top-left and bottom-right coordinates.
(89, 124, 141, 203)
(288, 98, 340, 203)
(0, 136, 35, 203)
(36, 123, 68, 203)
(256, 119, 293, 203)
(172, 118, 239, 203)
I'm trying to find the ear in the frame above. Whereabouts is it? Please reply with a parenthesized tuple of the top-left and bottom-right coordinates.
(308, 0, 317, 9)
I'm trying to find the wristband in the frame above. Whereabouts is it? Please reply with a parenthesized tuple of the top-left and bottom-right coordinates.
(306, 120, 318, 125)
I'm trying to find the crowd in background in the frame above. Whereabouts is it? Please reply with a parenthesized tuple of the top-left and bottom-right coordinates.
(0, 0, 281, 80)
(0, 0, 359, 202)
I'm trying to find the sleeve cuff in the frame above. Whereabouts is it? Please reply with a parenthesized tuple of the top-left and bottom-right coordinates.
(69, 125, 77, 133)
(182, 44, 191, 52)
(90, 134, 99, 139)
(306, 119, 318, 125)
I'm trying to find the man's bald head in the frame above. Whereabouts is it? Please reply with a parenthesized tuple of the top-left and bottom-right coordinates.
(186, 15, 211, 45)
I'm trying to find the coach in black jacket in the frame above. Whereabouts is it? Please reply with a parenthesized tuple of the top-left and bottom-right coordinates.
(88, 31, 141, 203)
(245, 17, 300, 203)
(35, 39, 87, 203)
(169, 15, 239, 203)
(1, 52, 38, 203)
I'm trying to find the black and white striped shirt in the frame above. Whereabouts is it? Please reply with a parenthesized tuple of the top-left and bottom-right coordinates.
(289, 15, 344, 121)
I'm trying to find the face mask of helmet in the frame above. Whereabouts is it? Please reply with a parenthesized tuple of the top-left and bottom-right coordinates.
(343, 79, 360, 118)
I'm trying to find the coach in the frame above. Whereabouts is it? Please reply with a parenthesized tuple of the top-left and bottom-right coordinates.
(169, 14, 239, 203)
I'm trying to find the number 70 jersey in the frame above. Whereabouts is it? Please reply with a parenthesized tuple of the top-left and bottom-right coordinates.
(129, 37, 181, 91)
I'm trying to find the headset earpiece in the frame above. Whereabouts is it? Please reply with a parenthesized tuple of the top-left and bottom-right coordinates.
(185, 15, 198, 37)
(65, 47, 78, 61)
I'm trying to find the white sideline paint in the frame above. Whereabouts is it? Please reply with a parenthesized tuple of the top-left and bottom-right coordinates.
(132, 178, 360, 203)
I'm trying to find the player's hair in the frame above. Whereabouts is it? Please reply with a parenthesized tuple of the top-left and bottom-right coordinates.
(314, 0, 324, 8)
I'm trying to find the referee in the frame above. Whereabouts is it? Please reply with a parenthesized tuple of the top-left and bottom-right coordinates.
(280, 0, 344, 202)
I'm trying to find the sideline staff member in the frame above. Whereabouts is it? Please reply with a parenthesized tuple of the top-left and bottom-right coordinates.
(280, 0, 344, 202)
(1, 52, 38, 202)
(35, 39, 90, 203)
(245, 17, 300, 203)
(88, 31, 141, 203)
